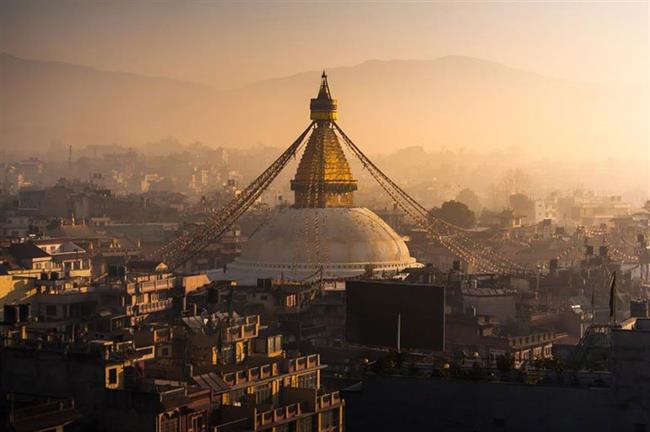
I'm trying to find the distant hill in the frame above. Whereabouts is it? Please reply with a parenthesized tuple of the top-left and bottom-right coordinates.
(1, 53, 646, 159)
(0, 52, 215, 152)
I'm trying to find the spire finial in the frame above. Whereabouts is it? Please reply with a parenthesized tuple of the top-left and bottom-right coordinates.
(318, 71, 331, 100)
(310, 71, 337, 121)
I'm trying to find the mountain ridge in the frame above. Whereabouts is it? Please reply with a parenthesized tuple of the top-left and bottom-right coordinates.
(1, 53, 646, 160)
(0, 52, 213, 92)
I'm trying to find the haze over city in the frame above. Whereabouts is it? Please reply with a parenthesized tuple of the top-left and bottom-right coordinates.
(1, 2, 650, 432)
(1, 1, 648, 202)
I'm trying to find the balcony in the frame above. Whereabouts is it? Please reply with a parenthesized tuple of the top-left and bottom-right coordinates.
(222, 363, 279, 386)
(126, 298, 173, 316)
(255, 403, 302, 430)
(128, 277, 177, 294)
(222, 322, 259, 343)
(508, 331, 565, 348)
(283, 354, 320, 373)
(317, 391, 342, 410)
(260, 364, 273, 379)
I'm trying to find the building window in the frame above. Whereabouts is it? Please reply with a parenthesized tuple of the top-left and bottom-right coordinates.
(297, 372, 317, 389)
(229, 388, 246, 404)
(108, 368, 118, 385)
(297, 417, 313, 432)
(320, 410, 337, 429)
(272, 336, 282, 352)
(255, 383, 273, 405)
(160, 417, 178, 432)
(190, 415, 204, 432)
(275, 424, 289, 432)
(221, 346, 235, 365)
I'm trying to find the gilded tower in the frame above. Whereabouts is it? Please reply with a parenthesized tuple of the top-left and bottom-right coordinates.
(291, 72, 358, 208)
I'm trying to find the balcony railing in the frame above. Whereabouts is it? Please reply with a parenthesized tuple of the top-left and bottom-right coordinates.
(317, 391, 341, 410)
(284, 354, 320, 373)
(222, 363, 278, 386)
(127, 277, 177, 294)
(126, 298, 173, 316)
(509, 331, 564, 348)
(260, 364, 273, 379)
(255, 403, 302, 429)
(222, 322, 259, 343)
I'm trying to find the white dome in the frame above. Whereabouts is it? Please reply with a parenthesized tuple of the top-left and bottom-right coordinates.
(224, 207, 418, 281)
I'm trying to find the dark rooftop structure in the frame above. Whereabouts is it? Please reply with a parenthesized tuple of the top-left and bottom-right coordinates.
(7, 243, 49, 260)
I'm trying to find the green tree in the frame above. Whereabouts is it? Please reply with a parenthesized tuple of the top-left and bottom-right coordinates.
(456, 188, 481, 212)
(509, 193, 533, 213)
(429, 200, 476, 228)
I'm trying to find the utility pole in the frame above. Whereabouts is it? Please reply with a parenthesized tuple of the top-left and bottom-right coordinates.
(609, 271, 617, 325)
(396, 312, 401, 354)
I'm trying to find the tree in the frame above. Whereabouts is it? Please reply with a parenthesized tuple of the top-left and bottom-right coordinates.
(500, 169, 531, 197)
(488, 169, 532, 209)
(429, 200, 476, 228)
(508, 193, 534, 223)
(509, 193, 532, 212)
(456, 188, 482, 212)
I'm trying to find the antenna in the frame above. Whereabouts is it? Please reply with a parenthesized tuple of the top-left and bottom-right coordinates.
(227, 282, 234, 324)
(608, 271, 617, 324)
(591, 282, 595, 325)
(396, 312, 401, 353)
(2, 150, 6, 194)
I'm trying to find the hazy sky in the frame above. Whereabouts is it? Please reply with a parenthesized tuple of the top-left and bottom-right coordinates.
(1, 1, 647, 89)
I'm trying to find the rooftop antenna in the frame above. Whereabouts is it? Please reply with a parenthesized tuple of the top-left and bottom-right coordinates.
(396, 312, 402, 353)
(2, 150, 6, 194)
(227, 282, 234, 324)
(608, 271, 617, 325)
(591, 280, 595, 325)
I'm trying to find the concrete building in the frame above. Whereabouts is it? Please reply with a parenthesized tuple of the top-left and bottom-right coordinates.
(571, 195, 632, 227)
(0, 240, 93, 315)
(339, 318, 650, 431)
(343, 373, 617, 432)
(460, 286, 516, 322)
(0, 266, 344, 431)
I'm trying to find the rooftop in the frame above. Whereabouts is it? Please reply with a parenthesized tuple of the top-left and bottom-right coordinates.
(8, 242, 50, 260)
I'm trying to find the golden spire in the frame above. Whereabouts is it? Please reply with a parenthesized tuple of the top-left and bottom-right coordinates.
(310, 71, 338, 121)
(292, 72, 357, 208)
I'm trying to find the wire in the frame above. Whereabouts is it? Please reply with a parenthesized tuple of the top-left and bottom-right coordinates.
(150, 122, 315, 270)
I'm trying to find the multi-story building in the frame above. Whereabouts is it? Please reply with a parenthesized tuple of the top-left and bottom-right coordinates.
(446, 311, 564, 368)
(32, 238, 92, 278)
(341, 318, 650, 432)
(0, 303, 344, 431)
(0, 240, 93, 313)
(571, 195, 632, 227)
(1, 239, 91, 278)
(141, 309, 344, 432)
